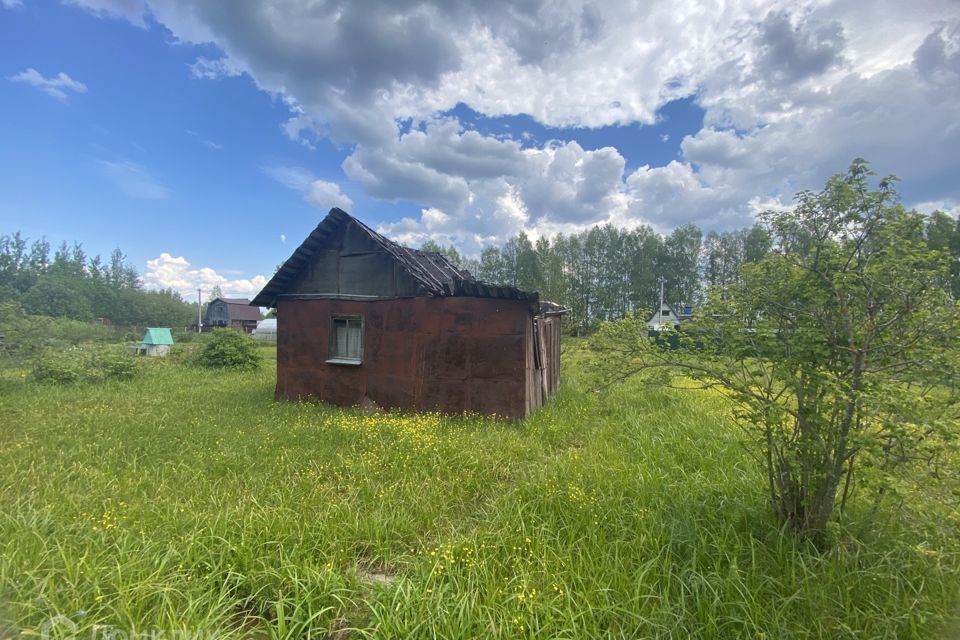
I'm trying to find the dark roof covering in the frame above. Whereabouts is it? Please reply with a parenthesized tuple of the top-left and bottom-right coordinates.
(211, 297, 262, 321)
(538, 301, 570, 317)
(252, 208, 541, 308)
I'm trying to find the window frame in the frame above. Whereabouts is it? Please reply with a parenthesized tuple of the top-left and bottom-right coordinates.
(326, 314, 364, 365)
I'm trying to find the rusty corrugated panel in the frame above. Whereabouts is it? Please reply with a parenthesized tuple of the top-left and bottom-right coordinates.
(276, 297, 532, 419)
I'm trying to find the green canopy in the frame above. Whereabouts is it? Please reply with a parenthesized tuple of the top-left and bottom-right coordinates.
(142, 328, 174, 346)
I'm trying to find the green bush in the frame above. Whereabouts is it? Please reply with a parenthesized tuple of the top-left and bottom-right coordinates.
(31, 346, 141, 384)
(0, 301, 123, 359)
(31, 348, 86, 384)
(195, 329, 261, 371)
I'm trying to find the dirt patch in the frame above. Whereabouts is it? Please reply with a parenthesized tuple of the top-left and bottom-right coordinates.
(356, 563, 397, 586)
(328, 617, 352, 640)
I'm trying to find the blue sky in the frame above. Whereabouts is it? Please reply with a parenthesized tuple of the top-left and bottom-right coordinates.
(1, 0, 958, 298)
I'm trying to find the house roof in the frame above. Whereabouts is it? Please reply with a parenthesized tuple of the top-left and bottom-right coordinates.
(142, 327, 174, 345)
(251, 208, 540, 308)
(210, 297, 262, 322)
(647, 301, 693, 324)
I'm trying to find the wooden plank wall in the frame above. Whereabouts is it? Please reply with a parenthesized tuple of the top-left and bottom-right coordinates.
(528, 315, 562, 412)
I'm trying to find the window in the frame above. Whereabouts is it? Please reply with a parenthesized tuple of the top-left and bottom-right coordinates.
(662, 309, 671, 316)
(328, 315, 363, 364)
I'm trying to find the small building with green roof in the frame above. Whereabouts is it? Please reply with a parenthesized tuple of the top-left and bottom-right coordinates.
(137, 327, 174, 357)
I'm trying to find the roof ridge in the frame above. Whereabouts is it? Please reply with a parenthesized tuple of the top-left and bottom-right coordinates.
(251, 208, 537, 307)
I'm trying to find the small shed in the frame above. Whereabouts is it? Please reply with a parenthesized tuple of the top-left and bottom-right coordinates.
(137, 328, 173, 357)
(252, 207, 568, 419)
(252, 318, 277, 342)
(205, 297, 261, 333)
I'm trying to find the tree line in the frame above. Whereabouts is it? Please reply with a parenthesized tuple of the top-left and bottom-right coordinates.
(3, 205, 957, 334)
(427, 211, 960, 334)
(0, 232, 196, 328)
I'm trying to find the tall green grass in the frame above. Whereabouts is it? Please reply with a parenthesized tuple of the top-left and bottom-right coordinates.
(1, 347, 957, 638)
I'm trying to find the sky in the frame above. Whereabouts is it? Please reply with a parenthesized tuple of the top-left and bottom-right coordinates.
(1, 0, 959, 300)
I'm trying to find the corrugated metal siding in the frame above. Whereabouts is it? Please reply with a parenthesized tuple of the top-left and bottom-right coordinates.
(277, 297, 532, 419)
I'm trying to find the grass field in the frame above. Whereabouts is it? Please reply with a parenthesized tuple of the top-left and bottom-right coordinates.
(1, 346, 958, 639)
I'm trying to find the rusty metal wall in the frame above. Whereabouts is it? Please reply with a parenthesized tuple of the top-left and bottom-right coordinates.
(276, 296, 534, 418)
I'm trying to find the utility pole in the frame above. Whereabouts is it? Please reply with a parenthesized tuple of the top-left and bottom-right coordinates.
(197, 288, 202, 333)
(658, 279, 664, 330)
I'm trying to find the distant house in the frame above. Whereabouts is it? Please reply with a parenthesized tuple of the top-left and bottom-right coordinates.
(137, 328, 173, 357)
(251, 207, 568, 419)
(647, 302, 693, 332)
(252, 318, 277, 342)
(205, 297, 261, 333)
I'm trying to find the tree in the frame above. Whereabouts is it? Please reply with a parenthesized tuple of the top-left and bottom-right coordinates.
(421, 239, 465, 268)
(925, 211, 960, 300)
(477, 246, 507, 285)
(661, 223, 703, 307)
(589, 159, 960, 541)
(514, 232, 542, 293)
(22, 275, 94, 320)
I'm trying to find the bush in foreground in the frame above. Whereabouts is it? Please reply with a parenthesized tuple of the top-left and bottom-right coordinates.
(31, 345, 139, 384)
(195, 328, 261, 371)
(588, 159, 960, 542)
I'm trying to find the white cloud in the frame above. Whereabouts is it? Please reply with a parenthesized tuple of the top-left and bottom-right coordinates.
(189, 56, 241, 80)
(304, 180, 353, 210)
(261, 164, 314, 191)
(914, 200, 960, 218)
(97, 159, 170, 199)
(185, 129, 223, 149)
(70, 0, 960, 251)
(263, 164, 352, 211)
(9, 68, 87, 102)
(142, 252, 268, 300)
(2, 0, 23, 8)
(64, 0, 148, 26)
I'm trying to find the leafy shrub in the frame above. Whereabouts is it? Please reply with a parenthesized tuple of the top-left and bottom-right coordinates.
(31, 346, 141, 384)
(31, 348, 87, 384)
(95, 347, 140, 381)
(195, 329, 261, 371)
(1, 301, 123, 359)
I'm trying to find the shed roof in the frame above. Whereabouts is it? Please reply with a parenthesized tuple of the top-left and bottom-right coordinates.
(142, 328, 174, 345)
(210, 297, 262, 321)
(252, 208, 540, 308)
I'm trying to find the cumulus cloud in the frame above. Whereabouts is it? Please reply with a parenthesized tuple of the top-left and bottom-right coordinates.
(263, 164, 352, 210)
(754, 11, 846, 86)
(97, 159, 170, 199)
(9, 68, 87, 102)
(70, 0, 960, 250)
(913, 200, 960, 218)
(142, 252, 268, 300)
